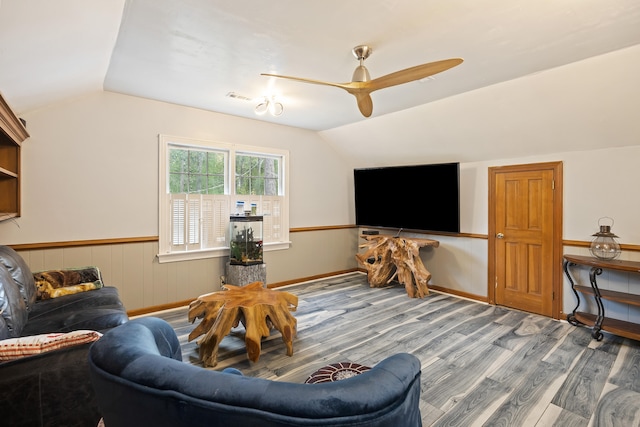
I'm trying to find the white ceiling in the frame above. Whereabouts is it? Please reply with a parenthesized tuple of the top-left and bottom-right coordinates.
(1, 0, 640, 134)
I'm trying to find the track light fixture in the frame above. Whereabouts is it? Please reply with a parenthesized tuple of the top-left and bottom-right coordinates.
(255, 96, 283, 116)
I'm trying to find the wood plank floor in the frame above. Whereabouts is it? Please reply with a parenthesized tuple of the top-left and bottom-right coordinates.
(143, 272, 640, 426)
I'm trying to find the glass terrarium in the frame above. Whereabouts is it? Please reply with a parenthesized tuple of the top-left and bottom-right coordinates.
(229, 215, 263, 265)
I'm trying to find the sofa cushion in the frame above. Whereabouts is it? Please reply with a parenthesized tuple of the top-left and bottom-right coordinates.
(0, 246, 36, 311)
(0, 265, 28, 338)
(0, 330, 102, 361)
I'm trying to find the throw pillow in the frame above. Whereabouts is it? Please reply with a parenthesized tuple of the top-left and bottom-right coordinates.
(0, 330, 102, 361)
(33, 266, 104, 300)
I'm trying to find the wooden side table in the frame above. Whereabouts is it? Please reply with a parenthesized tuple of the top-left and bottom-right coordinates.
(356, 234, 439, 298)
(564, 254, 640, 341)
(188, 282, 298, 367)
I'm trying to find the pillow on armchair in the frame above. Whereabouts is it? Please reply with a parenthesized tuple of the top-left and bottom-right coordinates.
(0, 330, 102, 361)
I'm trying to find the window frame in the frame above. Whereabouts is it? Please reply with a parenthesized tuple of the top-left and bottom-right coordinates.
(158, 135, 290, 263)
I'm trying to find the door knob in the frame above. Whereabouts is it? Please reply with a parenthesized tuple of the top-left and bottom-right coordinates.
(496, 233, 504, 239)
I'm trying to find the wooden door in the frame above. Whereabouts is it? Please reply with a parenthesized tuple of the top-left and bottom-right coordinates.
(488, 162, 563, 318)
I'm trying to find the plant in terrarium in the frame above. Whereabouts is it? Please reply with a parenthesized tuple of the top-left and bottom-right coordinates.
(230, 225, 263, 265)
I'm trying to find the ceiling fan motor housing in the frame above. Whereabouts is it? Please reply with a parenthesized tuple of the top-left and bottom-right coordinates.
(352, 65, 371, 82)
(351, 45, 372, 82)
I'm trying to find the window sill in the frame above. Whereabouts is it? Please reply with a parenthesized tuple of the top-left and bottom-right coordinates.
(156, 241, 291, 264)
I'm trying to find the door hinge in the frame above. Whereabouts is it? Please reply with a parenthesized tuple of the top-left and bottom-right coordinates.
(552, 179, 555, 190)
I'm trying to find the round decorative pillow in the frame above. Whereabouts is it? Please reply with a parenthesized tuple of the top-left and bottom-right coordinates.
(304, 362, 371, 384)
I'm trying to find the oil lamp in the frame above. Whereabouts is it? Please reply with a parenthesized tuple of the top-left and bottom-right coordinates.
(590, 217, 621, 260)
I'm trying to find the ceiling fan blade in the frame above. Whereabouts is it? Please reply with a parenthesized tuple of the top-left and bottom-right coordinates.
(353, 93, 373, 117)
(261, 73, 355, 91)
(366, 58, 463, 92)
(262, 72, 372, 116)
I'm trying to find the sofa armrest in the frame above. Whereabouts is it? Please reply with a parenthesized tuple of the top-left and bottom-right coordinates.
(23, 286, 128, 335)
(0, 342, 102, 427)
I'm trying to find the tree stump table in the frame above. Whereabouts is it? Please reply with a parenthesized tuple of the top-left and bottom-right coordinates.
(356, 234, 439, 298)
(188, 282, 298, 367)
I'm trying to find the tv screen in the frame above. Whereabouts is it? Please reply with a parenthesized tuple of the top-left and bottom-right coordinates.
(354, 162, 460, 233)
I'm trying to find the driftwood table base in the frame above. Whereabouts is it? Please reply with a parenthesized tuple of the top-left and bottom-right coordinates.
(188, 282, 298, 367)
(356, 235, 439, 298)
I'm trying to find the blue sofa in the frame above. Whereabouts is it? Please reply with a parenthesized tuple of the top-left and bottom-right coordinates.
(89, 317, 423, 426)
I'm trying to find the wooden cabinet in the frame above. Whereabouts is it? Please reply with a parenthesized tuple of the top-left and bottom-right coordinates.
(0, 92, 29, 221)
(564, 254, 640, 341)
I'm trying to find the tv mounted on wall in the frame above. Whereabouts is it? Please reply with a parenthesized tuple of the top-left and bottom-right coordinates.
(354, 162, 460, 233)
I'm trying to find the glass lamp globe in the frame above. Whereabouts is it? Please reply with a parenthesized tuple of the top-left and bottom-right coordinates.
(590, 223, 621, 260)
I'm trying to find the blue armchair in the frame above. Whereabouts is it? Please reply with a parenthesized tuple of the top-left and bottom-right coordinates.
(88, 317, 422, 426)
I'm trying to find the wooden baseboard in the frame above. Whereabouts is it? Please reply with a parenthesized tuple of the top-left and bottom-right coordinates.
(428, 284, 489, 303)
(127, 299, 195, 317)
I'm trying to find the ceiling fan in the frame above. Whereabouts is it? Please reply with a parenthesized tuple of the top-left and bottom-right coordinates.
(261, 45, 463, 117)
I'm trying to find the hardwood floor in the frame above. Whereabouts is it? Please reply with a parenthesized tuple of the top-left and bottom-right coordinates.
(144, 272, 640, 426)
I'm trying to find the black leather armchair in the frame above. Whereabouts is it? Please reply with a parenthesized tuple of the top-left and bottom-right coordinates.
(0, 245, 128, 426)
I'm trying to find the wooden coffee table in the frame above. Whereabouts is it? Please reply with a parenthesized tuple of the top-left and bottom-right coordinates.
(188, 281, 298, 367)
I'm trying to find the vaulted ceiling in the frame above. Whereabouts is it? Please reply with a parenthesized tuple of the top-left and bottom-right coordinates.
(1, 0, 640, 161)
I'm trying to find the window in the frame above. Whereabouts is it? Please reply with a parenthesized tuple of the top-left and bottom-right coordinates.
(158, 135, 289, 263)
(169, 149, 225, 195)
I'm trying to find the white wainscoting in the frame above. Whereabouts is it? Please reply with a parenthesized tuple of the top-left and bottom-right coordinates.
(17, 228, 361, 311)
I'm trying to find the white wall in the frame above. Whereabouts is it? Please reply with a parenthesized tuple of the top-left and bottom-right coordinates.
(1, 91, 352, 244)
(459, 146, 640, 243)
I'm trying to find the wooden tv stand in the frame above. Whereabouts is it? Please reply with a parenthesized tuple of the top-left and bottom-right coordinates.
(564, 254, 640, 341)
(356, 234, 439, 298)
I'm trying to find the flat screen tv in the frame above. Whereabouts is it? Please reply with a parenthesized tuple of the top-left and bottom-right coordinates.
(354, 162, 460, 233)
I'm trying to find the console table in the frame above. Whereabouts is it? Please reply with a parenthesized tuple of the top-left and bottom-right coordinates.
(564, 254, 640, 341)
(356, 234, 439, 298)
